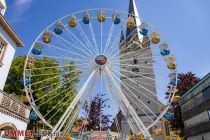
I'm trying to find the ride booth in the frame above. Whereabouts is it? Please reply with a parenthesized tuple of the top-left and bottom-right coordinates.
(71, 131, 118, 140)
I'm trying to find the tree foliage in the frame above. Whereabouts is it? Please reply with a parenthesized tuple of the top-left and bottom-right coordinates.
(82, 93, 112, 131)
(167, 72, 199, 136)
(5, 55, 81, 127)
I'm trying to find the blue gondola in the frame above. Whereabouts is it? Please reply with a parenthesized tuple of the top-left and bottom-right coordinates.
(54, 27, 63, 35)
(140, 28, 148, 36)
(21, 78, 31, 86)
(164, 112, 175, 120)
(160, 49, 170, 56)
(83, 13, 91, 24)
(169, 79, 176, 86)
(54, 22, 64, 35)
(32, 48, 41, 55)
(112, 13, 121, 24)
(29, 112, 38, 121)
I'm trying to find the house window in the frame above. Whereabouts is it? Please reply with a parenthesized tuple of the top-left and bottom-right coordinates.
(0, 37, 7, 67)
(203, 86, 210, 100)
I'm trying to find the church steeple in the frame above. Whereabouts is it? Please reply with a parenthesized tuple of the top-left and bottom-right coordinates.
(126, 0, 142, 41)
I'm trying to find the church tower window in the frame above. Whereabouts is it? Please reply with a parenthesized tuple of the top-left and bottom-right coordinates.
(132, 67, 139, 73)
(133, 57, 138, 64)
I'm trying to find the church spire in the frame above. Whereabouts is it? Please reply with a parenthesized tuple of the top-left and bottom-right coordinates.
(126, 0, 142, 41)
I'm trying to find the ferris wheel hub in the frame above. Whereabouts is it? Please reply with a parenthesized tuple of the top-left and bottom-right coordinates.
(95, 55, 107, 65)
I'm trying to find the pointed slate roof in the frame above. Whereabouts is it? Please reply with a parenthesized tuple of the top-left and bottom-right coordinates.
(126, 0, 143, 42)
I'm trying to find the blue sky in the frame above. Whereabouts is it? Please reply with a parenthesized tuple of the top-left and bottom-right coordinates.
(5, 0, 210, 77)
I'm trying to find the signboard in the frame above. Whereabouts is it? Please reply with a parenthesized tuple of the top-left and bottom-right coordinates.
(92, 132, 108, 140)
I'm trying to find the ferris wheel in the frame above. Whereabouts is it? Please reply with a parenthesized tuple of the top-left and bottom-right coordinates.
(23, 8, 178, 139)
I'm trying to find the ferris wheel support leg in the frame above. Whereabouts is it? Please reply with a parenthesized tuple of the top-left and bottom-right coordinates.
(52, 70, 96, 133)
(106, 82, 138, 135)
(105, 67, 153, 140)
(64, 75, 99, 132)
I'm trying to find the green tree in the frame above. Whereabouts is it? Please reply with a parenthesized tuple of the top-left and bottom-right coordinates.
(5, 55, 81, 127)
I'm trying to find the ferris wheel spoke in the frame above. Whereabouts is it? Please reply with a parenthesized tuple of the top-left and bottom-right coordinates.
(52, 70, 97, 132)
(105, 67, 151, 136)
(30, 58, 60, 66)
(104, 21, 127, 56)
(109, 66, 157, 97)
(107, 26, 139, 58)
(29, 54, 92, 66)
(119, 67, 170, 86)
(77, 22, 98, 55)
(62, 28, 95, 58)
(28, 64, 82, 74)
(44, 91, 75, 118)
(115, 47, 153, 62)
(110, 54, 160, 66)
(32, 71, 91, 94)
(63, 27, 95, 57)
(88, 14, 100, 54)
(109, 31, 150, 60)
(117, 63, 169, 72)
(31, 68, 87, 77)
(53, 37, 93, 61)
(39, 42, 91, 60)
(47, 94, 75, 123)
(109, 69, 158, 119)
(103, 72, 139, 134)
(103, 11, 117, 54)
(34, 72, 84, 103)
(122, 78, 163, 107)
(110, 65, 166, 93)
(38, 82, 78, 107)
(100, 18, 103, 54)
(102, 72, 123, 138)
(124, 92, 155, 123)
(64, 74, 99, 133)
(110, 38, 150, 61)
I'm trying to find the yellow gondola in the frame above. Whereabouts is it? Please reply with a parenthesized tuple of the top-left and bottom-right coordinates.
(34, 43, 43, 49)
(151, 32, 160, 44)
(142, 36, 151, 48)
(139, 22, 148, 29)
(28, 55, 35, 62)
(42, 31, 52, 44)
(127, 16, 135, 29)
(98, 11, 106, 22)
(172, 95, 181, 103)
(160, 43, 168, 50)
(166, 57, 175, 63)
(168, 63, 176, 70)
(68, 16, 77, 28)
(26, 62, 34, 69)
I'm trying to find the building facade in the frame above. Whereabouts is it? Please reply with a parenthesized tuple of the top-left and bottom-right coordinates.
(180, 73, 210, 140)
(0, 0, 23, 90)
(0, 0, 31, 140)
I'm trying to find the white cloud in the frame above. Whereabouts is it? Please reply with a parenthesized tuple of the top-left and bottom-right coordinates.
(10, 0, 33, 22)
